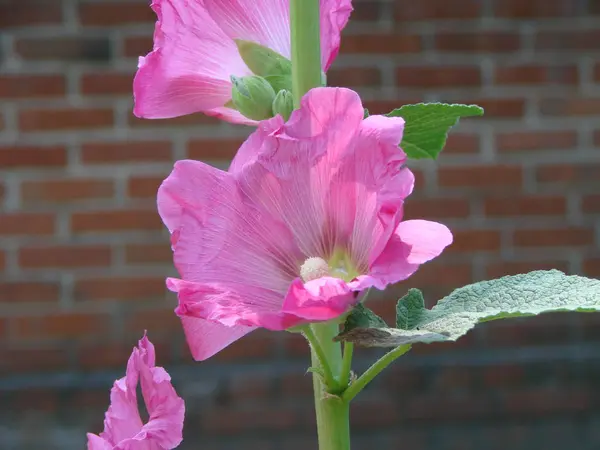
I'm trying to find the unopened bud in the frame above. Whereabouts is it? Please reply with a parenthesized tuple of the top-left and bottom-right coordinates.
(235, 40, 292, 77)
(272, 89, 294, 121)
(231, 75, 276, 121)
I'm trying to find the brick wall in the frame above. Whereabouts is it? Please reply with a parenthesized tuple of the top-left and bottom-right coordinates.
(1, 0, 599, 449)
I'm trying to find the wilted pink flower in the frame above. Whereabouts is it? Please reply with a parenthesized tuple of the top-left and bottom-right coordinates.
(158, 87, 453, 360)
(87, 335, 185, 450)
(133, 0, 353, 124)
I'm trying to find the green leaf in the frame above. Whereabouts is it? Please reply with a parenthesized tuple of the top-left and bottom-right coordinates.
(363, 108, 370, 119)
(235, 40, 292, 77)
(395, 288, 435, 330)
(337, 270, 600, 347)
(388, 103, 483, 160)
(339, 303, 387, 336)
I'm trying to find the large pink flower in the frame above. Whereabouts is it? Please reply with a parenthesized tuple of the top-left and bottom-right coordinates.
(133, 0, 353, 124)
(87, 335, 185, 450)
(158, 87, 453, 360)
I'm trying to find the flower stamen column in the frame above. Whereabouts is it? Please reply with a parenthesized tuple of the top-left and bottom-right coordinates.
(290, 0, 351, 449)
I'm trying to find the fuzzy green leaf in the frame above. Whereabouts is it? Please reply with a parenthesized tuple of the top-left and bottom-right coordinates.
(337, 270, 600, 347)
(388, 103, 483, 159)
(338, 303, 387, 337)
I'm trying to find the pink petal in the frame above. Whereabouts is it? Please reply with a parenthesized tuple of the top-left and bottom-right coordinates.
(281, 277, 356, 321)
(180, 315, 256, 361)
(133, 0, 250, 120)
(202, 0, 291, 58)
(366, 220, 453, 289)
(320, 0, 354, 70)
(90, 336, 184, 449)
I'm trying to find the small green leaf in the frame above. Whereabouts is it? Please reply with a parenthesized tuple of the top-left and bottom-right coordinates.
(337, 270, 600, 347)
(395, 288, 435, 330)
(363, 108, 370, 118)
(235, 40, 292, 77)
(388, 103, 484, 160)
(339, 303, 387, 336)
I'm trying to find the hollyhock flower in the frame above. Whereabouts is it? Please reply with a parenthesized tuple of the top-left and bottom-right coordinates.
(158, 87, 453, 360)
(87, 335, 185, 450)
(133, 0, 353, 124)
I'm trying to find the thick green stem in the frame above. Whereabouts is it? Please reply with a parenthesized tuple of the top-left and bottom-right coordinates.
(342, 345, 412, 403)
(290, 0, 322, 107)
(310, 322, 350, 450)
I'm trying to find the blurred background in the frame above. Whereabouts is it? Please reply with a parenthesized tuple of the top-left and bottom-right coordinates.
(1, 0, 599, 449)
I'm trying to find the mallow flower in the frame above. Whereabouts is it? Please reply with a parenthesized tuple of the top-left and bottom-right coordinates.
(133, 0, 353, 124)
(87, 335, 185, 450)
(158, 87, 453, 361)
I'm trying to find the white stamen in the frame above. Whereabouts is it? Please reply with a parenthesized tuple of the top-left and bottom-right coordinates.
(300, 257, 330, 282)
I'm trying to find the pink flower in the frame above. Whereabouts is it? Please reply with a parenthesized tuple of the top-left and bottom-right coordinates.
(87, 335, 185, 450)
(158, 87, 453, 360)
(133, 0, 353, 124)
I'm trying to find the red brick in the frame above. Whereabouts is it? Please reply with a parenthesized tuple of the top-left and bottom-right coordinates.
(496, 130, 577, 152)
(18, 245, 112, 269)
(495, 65, 578, 85)
(360, 99, 423, 115)
(15, 37, 111, 62)
(536, 163, 600, 185)
(74, 276, 167, 302)
(229, 373, 272, 400)
(352, 399, 398, 428)
(583, 258, 600, 277)
(327, 67, 381, 87)
(595, 129, 600, 146)
(443, 133, 480, 154)
(0, 145, 67, 168)
(0, 1, 62, 27)
(438, 165, 522, 189)
(448, 230, 501, 253)
(486, 315, 573, 347)
(493, 0, 580, 17)
(128, 176, 164, 198)
(396, 66, 481, 88)
(481, 364, 525, 387)
(404, 198, 471, 219)
(21, 179, 114, 204)
(400, 262, 473, 286)
(435, 32, 520, 53)
(352, 2, 382, 21)
(81, 72, 133, 95)
(502, 388, 590, 415)
(77, 343, 133, 371)
(125, 309, 182, 335)
(70, 209, 163, 233)
(187, 139, 245, 160)
(203, 408, 298, 434)
(394, 0, 481, 21)
(129, 110, 222, 127)
(124, 243, 172, 264)
(0, 281, 59, 303)
(540, 98, 600, 116)
(212, 330, 277, 362)
(582, 194, 600, 213)
(484, 196, 567, 216)
(464, 98, 526, 118)
(513, 227, 594, 247)
(79, 2, 156, 26)
(0, 74, 65, 98)
(81, 141, 172, 164)
(485, 260, 569, 279)
(1, 347, 69, 373)
(13, 313, 110, 340)
(0, 213, 55, 236)
(0, 250, 5, 272)
(19, 108, 114, 131)
(341, 34, 422, 54)
(124, 36, 153, 57)
(536, 31, 600, 50)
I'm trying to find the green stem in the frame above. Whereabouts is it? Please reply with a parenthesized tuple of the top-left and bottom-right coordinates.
(310, 322, 350, 450)
(290, 0, 322, 108)
(342, 345, 412, 403)
(303, 326, 337, 389)
(338, 342, 354, 388)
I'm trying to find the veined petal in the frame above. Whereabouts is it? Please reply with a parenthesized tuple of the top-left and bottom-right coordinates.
(320, 0, 353, 70)
(133, 0, 251, 120)
(86, 434, 113, 450)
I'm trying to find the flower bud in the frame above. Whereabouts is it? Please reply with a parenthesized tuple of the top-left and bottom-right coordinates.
(235, 39, 292, 77)
(231, 75, 276, 121)
(272, 89, 294, 121)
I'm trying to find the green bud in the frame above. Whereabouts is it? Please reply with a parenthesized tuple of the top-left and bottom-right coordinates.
(272, 89, 294, 121)
(264, 74, 292, 93)
(235, 39, 292, 77)
(231, 75, 276, 121)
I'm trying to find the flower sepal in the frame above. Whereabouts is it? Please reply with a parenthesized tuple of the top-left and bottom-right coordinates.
(231, 75, 277, 121)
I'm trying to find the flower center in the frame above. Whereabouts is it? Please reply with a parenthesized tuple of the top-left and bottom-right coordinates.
(300, 257, 331, 282)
